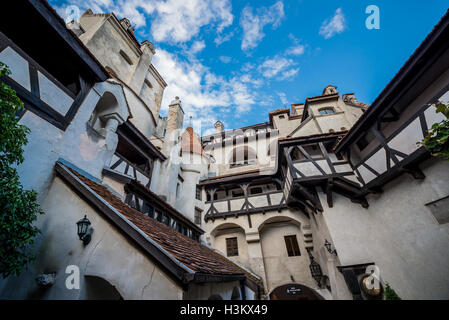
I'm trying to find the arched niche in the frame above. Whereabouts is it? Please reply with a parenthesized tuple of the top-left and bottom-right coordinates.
(84, 275, 123, 300)
(210, 222, 249, 267)
(258, 215, 303, 233)
(89, 81, 131, 137)
(228, 145, 258, 167)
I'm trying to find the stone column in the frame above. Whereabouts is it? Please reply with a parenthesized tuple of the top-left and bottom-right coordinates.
(100, 113, 124, 167)
(246, 230, 269, 295)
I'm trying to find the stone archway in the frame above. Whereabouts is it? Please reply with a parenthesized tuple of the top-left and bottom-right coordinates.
(84, 275, 123, 300)
(269, 283, 324, 300)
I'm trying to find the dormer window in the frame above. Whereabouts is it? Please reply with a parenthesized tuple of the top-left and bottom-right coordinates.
(319, 107, 335, 115)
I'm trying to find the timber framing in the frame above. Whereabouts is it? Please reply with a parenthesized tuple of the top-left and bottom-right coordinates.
(126, 180, 204, 236)
(117, 121, 167, 161)
(0, 30, 94, 131)
(55, 161, 192, 289)
(55, 161, 259, 290)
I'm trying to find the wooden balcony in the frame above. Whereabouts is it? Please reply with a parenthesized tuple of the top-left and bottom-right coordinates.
(109, 152, 152, 188)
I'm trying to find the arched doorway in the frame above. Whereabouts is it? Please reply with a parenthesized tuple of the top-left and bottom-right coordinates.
(84, 276, 123, 300)
(269, 284, 324, 300)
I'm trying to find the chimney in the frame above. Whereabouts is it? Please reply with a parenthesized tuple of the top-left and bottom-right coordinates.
(214, 121, 224, 133)
(291, 103, 305, 117)
(166, 97, 184, 135)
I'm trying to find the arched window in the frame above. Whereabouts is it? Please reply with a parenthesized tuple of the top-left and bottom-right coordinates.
(319, 107, 335, 115)
(229, 146, 257, 168)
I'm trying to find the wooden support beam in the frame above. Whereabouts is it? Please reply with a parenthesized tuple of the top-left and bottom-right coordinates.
(326, 179, 333, 208)
(351, 197, 369, 209)
(400, 165, 426, 180)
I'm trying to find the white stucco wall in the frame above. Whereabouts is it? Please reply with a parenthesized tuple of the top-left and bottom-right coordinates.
(0, 176, 183, 300)
(320, 158, 449, 299)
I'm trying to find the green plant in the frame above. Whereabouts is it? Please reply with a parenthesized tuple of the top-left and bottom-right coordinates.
(420, 103, 449, 160)
(0, 62, 43, 278)
(384, 283, 401, 300)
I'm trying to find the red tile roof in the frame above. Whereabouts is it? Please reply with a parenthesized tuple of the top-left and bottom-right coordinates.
(61, 163, 260, 283)
(181, 127, 206, 156)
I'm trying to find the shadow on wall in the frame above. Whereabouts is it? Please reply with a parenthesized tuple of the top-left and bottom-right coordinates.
(84, 275, 123, 300)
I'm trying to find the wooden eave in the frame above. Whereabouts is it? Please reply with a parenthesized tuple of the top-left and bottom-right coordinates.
(117, 121, 167, 161)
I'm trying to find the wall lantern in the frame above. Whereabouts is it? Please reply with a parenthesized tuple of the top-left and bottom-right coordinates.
(309, 257, 323, 287)
(76, 215, 93, 245)
(324, 239, 337, 256)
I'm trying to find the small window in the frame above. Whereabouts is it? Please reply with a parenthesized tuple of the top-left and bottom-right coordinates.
(341, 127, 347, 131)
(155, 211, 163, 222)
(329, 129, 335, 133)
(232, 189, 244, 198)
(196, 186, 202, 200)
(194, 208, 202, 226)
(226, 237, 239, 257)
(161, 214, 170, 226)
(250, 187, 263, 195)
(119, 50, 133, 65)
(291, 147, 305, 161)
(319, 107, 335, 115)
(284, 235, 301, 257)
(279, 115, 285, 119)
(142, 202, 155, 218)
(144, 78, 153, 88)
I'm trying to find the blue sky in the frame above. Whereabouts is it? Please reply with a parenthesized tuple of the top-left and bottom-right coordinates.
(51, 0, 449, 135)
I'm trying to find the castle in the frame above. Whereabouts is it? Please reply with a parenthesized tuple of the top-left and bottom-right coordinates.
(0, 1, 448, 300)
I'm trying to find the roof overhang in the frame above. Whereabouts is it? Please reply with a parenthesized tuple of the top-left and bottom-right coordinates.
(5, 0, 109, 82)
(55, 161, 255, 290)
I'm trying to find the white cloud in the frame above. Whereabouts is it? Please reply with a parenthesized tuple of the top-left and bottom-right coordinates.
(190, 40, 206, 54)
(278, 68, 299, 80)
(257, 55, 298, 80)
(58, 0, 234, 43)
(214, 30, 235, 45)
(285, 45, 305, 56)
(319, 8, 346, 39)
(277, 92, 288, 105)
(219, 56, 232, 63)
(152, 49, 259, 133)
(240, 1, 284, 51)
